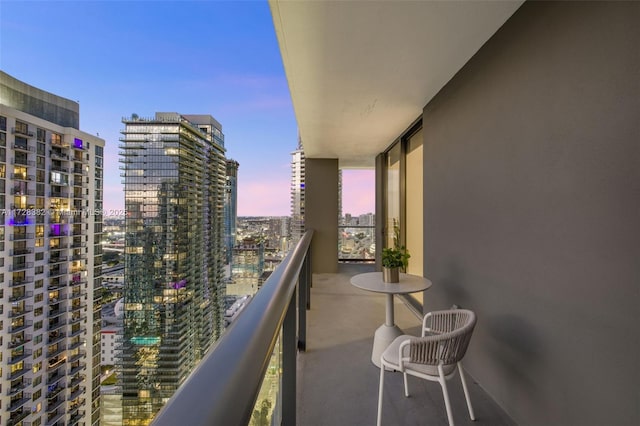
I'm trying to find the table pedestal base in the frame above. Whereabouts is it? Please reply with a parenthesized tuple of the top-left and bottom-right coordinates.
(371, 324, 403, 368)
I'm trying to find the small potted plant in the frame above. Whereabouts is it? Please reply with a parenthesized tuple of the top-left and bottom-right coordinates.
(381, 220, 410, 283)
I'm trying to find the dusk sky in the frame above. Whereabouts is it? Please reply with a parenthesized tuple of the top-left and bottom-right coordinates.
(0, 1, 374, 216)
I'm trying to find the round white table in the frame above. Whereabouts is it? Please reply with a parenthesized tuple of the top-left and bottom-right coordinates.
(351, 272, 432, 368)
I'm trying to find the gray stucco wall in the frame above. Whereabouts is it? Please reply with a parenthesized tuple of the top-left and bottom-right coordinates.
(0, 71, 79, 129)
(420, 2, 639, 425)
(306, 158, 339, 273)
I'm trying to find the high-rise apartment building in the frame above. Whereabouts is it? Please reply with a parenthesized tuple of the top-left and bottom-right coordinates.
(290, 135, 305, 244)
(119, 112, 226, 424)
(0, 71, 104, 426)
(229, 238, 265, 296)
(224, 159, 239, 264)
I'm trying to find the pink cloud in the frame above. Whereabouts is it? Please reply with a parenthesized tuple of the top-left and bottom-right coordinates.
(341, 170, 375, 216)
(238, 178, 291, 216)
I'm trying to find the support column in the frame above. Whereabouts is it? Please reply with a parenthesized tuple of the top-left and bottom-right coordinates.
(306, 158, 339, 273)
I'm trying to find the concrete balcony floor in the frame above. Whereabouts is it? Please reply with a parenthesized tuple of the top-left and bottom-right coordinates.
(298, 263, 515, 426)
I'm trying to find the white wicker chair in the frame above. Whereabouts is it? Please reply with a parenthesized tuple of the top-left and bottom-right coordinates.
(377, 309, 477, 426)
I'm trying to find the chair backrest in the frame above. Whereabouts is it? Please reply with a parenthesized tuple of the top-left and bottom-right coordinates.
(409, 309, 476, 366)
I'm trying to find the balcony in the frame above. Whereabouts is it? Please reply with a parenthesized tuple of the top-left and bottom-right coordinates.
(67, 339, 84, 350)
(8, 394, 31, 412)
(68, 350, 86, 363)
(68, 362, 86, 376)
(46, 409, 66, 425)
(8, 305, 33, 318)
(9, 291, 33, 302)
(68, 374, 84, 388)
(12, 127, 34, 137)
(9, 320, 32, 333)
(11, 172, 35, 181)
(47, 394, 65, 412)
(8, 408, 29, 426)
(47, 345, 66, 358)
(11, 157, 35, 167)
(7, 364, 31, 380)
(10, 247, 33, 255)
(49, 255, 69, 264)
(153, 234, 513, 426)
(49, 229, 69, 238)
(9, 262, 34, 272)
(48, 331, 66, 345)
(48, 280, 66, 291)
(12, 142, 35, 152)
(48, 319, 67, 331)
(8, 349, 32, 364)
(68, 315, 85, 325)
(51, 179, 70, 187)
(68, 386, 85, 401)
(10, 233, 34, 241)
(48, 267, 68, 277)
(69, 412, 85, 426)
(9, 277, 34, 287)
(7, 379, 30, 397)
(68, 326, 84, 337)
(10, 187, 35, 196)
(51, 164, 68, 173)
(8, 334, 31, 349)
(50, 137, 69, 148)
(47, 369, 65, 386)
(69, 303, 87, 312)
(47, 384, 65, 400)
(49, 191, 70, 198)
(51, 149, 70, 160)
(49, 306, 67, 318)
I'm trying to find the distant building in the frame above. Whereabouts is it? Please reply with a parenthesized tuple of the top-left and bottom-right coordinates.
(120, 112, 227, 424)
(101, 327, 118, 365)
(224, 159, 239, 263)
(290, 135, 305, 243)
(0, 71, 104, 426)
(358, 213, 375, 227)
(228, 237, 265, 296)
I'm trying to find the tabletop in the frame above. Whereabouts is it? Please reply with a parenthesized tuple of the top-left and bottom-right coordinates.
(350, 272, 432, 295)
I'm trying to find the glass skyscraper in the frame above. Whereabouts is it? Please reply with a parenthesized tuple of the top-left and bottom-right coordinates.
(224, 159, 239, 264)
(119, 112, 226, 424)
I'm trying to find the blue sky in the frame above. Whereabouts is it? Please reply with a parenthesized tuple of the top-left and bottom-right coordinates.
(0, 0, 374, 216)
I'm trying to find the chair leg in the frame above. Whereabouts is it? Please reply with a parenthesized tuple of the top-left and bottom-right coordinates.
(403, 372, 409, 397)
(438, 365, 455, 426)
(458, 363, 475, 421)
(377, 364, 385, 426)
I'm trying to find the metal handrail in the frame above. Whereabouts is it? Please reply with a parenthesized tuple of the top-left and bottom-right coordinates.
(153, 230, 313, 426)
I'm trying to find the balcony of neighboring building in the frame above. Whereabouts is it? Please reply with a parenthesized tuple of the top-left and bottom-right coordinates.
(8, 407, 29, 426)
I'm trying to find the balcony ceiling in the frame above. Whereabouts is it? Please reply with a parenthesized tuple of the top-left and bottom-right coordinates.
(270, 0, 523, 168)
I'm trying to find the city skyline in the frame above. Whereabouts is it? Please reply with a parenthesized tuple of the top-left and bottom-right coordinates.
(0, 1, 375, 217)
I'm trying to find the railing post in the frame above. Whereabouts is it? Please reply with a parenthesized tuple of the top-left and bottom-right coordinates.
(306, 245, 312, 306)
(282, 291, 297, 426)
(298, 253, 308, 352)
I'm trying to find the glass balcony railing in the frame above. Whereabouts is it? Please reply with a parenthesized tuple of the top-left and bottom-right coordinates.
(152, 230, 313, 425)
(338, 225, 375, 261)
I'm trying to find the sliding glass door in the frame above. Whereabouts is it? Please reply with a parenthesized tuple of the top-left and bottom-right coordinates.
(382, 120, 424, 308)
